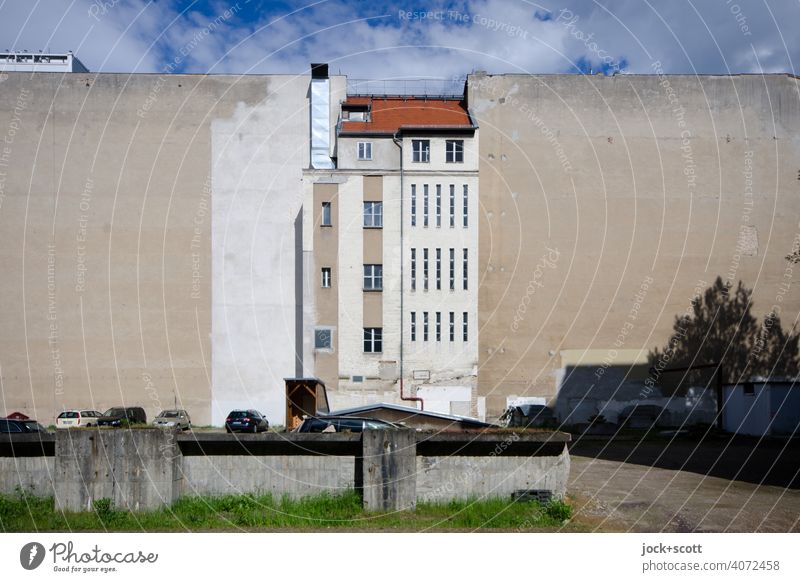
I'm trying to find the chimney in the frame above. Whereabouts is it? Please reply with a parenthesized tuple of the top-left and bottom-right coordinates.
(310, 63, 334, 169)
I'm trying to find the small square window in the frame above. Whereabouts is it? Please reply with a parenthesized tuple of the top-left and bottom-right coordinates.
(358, 141, 372, 160)
(412, 139, 430, 163)
(446, 139, 464, 163)
(364, 327, 382, 353)
(363, 201, 383, 228)
(321, 267, 331, 288)
(315, 328, 333, 350)
(321, 202, 332, 226)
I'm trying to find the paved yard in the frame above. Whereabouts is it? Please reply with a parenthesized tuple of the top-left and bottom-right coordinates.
(567, 438, 800, 532)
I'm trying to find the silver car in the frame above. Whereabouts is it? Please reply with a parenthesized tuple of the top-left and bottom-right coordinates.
(152, 409, 191, 430)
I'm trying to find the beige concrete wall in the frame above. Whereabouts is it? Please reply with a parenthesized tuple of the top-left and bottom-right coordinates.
(470, 73, 800, 418)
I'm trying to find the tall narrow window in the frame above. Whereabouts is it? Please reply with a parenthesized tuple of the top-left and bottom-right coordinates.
(423, 312, 429, 341)
(449, 185, 455, 227)
(462, 248, 468, 290)
(423, 248, 429, 291)
(411, 184, 416, 227)
(435, 312, 441, 342)
(321, 201, 332, 227)
(321, 267, 331, 288)
(357, 141, 372, 160)
(446, 139, 464, 163)
(411, 248, 416, 291)
(449, 248, 455, 290)
(462, 312, 468, 341)
(363, 201, 383, 228)
(463, 184, 468, 228)
(411, 312, 416, 342)
(435, 248, 441, 290)
(423, 184, 429, 227)
(364, 328, 382, 353)
(449, 312, 455, 341)
(435, 185, 442, 227)
(412, 139, 430, 163)
(363, 264, 383, 290)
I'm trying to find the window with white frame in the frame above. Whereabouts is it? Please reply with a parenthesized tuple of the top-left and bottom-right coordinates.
(411, 312, 416, 342)
(314, 328, 333, 350)
(357, 141, 373, 160)
(446, 139, 464, 163)
(435, 312, 441, 341)
(435, 248, 441, 290)
(321, 201, 332, 226)
(436, 184, 442, 227)
(363, 201, 383, 228)
(449, 185, 455, 227)
(423, 312, 429, 341)
(449, 248, 455, 290)
(412, 139, 430, 163)
(363, 264, 383, 290)
(462, 248, 468, 290)
(321, 267, 331, 288)
(423, 248, 429, 291)
(363, 327, 382, 353)
(463, 184, 468, 228)
(411, 184, 417, 226)
(411, 248, 416, 291)
(423, 184, 429, 227)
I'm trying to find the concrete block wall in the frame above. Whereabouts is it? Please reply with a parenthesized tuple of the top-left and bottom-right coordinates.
(0, 457, 55, 497)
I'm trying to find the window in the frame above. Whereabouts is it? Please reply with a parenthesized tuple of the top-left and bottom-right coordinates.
(363, 264, 383, 290)
(436, 248, 441, 290)
(436, 312, 441, 341)
(411, 184, 416, 226)
(321, 267, 331, 288)
(449, 185, 455, 227)
(411, 248, 416, 291)
(423, 312, 429, 341)
(446, 139, 464, 163)
(423, 185, 429, 227)
(358, 141, 373, 160)
(321, 202, 332, 227)
(449, 248, 455, 290)
(462, 249, 468, 290)
(315, 328, 333, 350)
(463, 184, 468, 228)
(411, 312, 416, 342)
(463, 312, 468, 341)
(449, 312, 455, 341)
(436, 184, 442, 227)
(412, 139, 430, 163)
(423, 248, 429, 291)
(363, 201, 383, 228)
(364, 327, 382, 352)
(743, 383, 755, 396)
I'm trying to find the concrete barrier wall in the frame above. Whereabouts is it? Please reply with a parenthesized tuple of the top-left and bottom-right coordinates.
(0, 457, 55, 497)
(181, 456, 355, 498)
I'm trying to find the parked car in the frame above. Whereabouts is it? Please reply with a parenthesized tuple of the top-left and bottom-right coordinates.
(56, 409, 104, 429)
(294, 415, 401, 433)
(499, 405, 556, 428)
(97, 407, 147, 428)
(153, 409, 191, 430)
(0, 419, 49, 434)
(617, 404, 669, 429)
(225, 410, 269, 433)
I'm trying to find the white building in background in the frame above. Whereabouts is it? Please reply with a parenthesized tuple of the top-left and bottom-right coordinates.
(0, 51, 88, 72)
(302, 67, 482, 425)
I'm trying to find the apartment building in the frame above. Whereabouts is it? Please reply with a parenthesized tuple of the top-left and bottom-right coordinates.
(302, 69, 481, 420)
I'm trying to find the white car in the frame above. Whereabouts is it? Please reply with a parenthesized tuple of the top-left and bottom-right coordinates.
(56, 409, 103, 428)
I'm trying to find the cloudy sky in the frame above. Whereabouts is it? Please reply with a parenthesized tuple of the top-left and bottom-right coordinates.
(1, 0, 798, 79)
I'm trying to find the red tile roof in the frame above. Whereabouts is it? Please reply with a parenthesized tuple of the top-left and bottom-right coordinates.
(340, 96, 473, 134)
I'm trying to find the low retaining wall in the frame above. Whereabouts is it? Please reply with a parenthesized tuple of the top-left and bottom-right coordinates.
(0, 429, 571, 512)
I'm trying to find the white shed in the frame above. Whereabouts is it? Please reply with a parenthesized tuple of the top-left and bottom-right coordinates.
(722, 380, 800, 436)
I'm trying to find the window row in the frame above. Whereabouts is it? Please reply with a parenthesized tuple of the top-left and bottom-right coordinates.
(410, 184, 468, 228)
(410, 248, 468, 291)
(314, 327, 384, 353)
(410, 311, 469, 342)
(320, 201, 384, 228)
(320, 265, 384, 290)
(355, 140, 465, 163)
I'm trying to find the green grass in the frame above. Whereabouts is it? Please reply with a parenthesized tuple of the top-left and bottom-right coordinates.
(0, 489, 573, 532)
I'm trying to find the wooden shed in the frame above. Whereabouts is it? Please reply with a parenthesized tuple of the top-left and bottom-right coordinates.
(285, 378, 329, 430)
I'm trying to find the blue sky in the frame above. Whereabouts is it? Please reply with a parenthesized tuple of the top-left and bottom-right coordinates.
(1, 0, 798, 78)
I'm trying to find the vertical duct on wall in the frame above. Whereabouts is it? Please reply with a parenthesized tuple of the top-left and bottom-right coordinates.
(310, 63, 334, 169)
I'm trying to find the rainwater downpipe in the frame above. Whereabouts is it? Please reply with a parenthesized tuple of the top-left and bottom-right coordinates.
(393, 131, 423, 410)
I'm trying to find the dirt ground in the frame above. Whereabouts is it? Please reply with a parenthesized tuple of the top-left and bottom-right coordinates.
(566, 436, 800, 532)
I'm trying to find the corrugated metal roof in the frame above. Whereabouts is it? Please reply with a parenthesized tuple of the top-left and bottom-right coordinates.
(327, 402, 490, 426)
